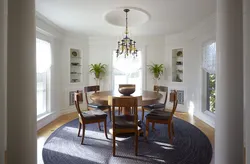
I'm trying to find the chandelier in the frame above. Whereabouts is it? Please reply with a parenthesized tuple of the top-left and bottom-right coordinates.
(116, 9, 138, 58)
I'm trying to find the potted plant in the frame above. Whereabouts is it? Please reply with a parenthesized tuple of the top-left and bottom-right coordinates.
(148, 63, 164, 85)
(89, 63, 107, 85)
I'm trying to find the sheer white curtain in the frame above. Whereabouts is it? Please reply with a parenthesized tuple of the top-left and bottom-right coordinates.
(36, 38, 52, 73)
(36, 38, 51, 116)
(202, 42, 216, 74)
(112, 51, 142, 92)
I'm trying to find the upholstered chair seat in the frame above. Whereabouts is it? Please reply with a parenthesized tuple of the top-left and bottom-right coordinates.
(145, 109, 171, 120)
(87, 102, 110, 110)
(144, 103, 165, 109)
(81, 109, 107, 120)
(114, 115, 137, 129)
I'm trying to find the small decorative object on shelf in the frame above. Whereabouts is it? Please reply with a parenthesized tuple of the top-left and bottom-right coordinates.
(71, 62, 80, 66)
(172, 48, 184, 82)
(177, 69, 183, 73)
(89, 63, 107, 85)
(176, 61, 183, 65)
(71, 79, 80, 83)
(176, 51, 183, 57)
(71, 50, 79, 58)
(147, 63, 164, 86)
(176, 74, 183, 82)
(70, 48, 82, 83)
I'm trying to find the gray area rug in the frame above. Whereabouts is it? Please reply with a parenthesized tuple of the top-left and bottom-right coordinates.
(43, 111, 212, 164)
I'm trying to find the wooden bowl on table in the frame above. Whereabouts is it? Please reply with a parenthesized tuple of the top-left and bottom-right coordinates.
(118, 84, 136, 96)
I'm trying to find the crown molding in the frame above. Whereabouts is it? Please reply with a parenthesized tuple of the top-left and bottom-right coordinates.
(36, 11, 66, 38)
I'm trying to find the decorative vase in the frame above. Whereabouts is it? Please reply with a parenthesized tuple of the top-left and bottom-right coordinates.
(95, 78, 100, 85)
(153, 78, 159, 86)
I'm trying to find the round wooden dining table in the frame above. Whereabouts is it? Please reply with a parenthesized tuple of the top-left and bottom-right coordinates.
(90, 90, 162, 135)
(90, 90, 162, 107)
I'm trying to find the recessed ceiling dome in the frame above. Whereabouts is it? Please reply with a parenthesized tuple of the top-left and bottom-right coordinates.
(104, 7, 150, 27)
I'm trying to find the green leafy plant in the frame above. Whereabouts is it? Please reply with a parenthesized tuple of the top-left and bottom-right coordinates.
(147, 63, 164, 79)
(89, 63, 107, 79)
(208, 73, 216, 113)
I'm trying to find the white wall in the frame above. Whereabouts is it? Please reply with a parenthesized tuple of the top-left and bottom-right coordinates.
(60, 34, 89, 113)
(88, 36, 165, 91)
(36, 13, 90, 129)
(0, 0, 7, 162)
(36, 13, 65, 129)
(164, 13, 216, 127)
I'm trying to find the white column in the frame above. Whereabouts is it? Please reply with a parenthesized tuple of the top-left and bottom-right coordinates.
(7, 0, 37, 163)
(215, 0, 244, 163)
(244, 0, 250, 163)
(0, 0, 7, 163)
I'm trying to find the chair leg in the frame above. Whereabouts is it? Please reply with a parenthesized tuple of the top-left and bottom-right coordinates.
(108, 107, 112, 122)
(118, 107, 120, 115)
(98, 122, 101, 131)
(145, 119, 149, 140)
(135, 128, 138, 156)
(104, 119, 108, 139)
(152, 122, 155, 131)
(113, 132, 116, 156)
(172, 122, 175, 136)
(168, 123, 172, 140)
(78, 122, 82, 137)
(141, 107, 144, 122)
(81, 124, 86, 145)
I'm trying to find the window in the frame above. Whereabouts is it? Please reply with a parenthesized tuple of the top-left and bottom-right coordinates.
(206, 73, 216, 113)
(203, 42, 216, 113)
(112, 51, 142, 92)
(36, 38, 51, 116)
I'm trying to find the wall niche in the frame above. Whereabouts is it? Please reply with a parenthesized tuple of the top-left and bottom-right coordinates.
(172, 48, 183, 82)
(70, 48, 82, 83)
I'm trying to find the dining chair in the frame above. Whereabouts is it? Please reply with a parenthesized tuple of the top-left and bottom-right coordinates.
(74, 90, 108, 145)
(84, 85, 112, 121)
(141, 85, 168, 122)
(145, 90, 178, 140)
(108, 96, 142, 156)
(117, 84, 136, 115)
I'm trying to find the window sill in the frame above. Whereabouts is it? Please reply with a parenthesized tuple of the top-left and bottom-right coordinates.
(194, 110, 215, 128)
(37, 112, 53, 122)
(204, 110, 215, 119)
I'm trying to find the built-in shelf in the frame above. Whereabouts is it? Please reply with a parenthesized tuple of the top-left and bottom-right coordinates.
(172, 48, 183, 82)
(70, 48, 82, 83)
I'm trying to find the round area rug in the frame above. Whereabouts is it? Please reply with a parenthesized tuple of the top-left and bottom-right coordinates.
(42, 112, 213, 164)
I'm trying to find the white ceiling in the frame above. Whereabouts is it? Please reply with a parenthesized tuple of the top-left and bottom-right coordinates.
(35, 0, 216, 36)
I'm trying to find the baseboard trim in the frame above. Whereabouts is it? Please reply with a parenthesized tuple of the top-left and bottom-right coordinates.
(60, 108, 77, 115)
(194, 111, 215, 128)
(37, 111, 59, 130)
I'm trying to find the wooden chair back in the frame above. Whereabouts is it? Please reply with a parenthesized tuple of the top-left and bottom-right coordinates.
(74, 90, 84, 121)
(84, 85, 100, 104)
(154, 85, 168, 105)
(169, 90, 178, 120)
(108, 96, 142, 129)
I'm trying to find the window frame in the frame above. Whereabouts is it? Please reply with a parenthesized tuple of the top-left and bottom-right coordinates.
(201, 40, 216, 114)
